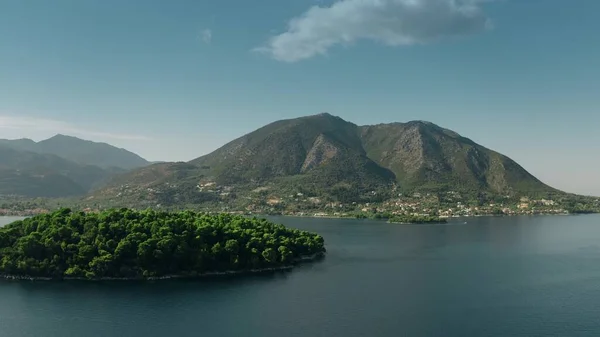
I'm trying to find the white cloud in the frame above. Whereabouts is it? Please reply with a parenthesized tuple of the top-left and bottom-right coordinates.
(0, 115, 150, 141)
(256, 0, 492, 62)
(201, 29, 212, 44)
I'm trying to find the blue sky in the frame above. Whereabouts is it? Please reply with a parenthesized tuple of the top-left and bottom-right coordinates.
(0, 0, 599, 195)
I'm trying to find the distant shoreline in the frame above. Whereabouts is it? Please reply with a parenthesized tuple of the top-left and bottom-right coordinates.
(0, 253, 324, 282)
(1, 211, 591, 225)
(262, 212, 581, 221)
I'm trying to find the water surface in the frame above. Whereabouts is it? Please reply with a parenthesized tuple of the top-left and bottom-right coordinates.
(0, 216, 25, 227)
(2, 215, 600, 337)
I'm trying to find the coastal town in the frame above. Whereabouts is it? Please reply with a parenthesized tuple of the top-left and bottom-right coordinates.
(2, 182, 599, 219)
(234, 191, 596, 218)
(183, 181, 600, 218)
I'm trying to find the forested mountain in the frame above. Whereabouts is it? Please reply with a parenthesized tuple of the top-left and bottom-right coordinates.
(92, 113, 556, 208)
(0, 134, 149, 170)
(0, 134, 150, 197)
(0, 146, 117, 197)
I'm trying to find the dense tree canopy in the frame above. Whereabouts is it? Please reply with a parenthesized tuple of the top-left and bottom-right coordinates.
(0, 208, 325, 279)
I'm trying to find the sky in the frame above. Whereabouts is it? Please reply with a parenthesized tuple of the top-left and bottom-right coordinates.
(0, 0, 599, 196)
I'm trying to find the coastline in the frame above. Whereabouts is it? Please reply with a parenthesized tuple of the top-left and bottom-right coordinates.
(0, 253, 324, 282)
(2, 210, 593, 223)
(387, 221, 447, 225)
(264, 212, 584, 222)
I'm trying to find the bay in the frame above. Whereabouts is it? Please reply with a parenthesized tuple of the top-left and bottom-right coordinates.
(0, 217, 25, 227)
(1, 215, 600, 336)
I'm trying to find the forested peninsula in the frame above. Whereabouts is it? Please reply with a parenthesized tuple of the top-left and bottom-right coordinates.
(0, 209, 325, 280)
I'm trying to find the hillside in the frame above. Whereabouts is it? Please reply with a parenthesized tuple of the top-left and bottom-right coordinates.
(0, 146, 117, 197)
(190, 113, 394, 193)
(0, 134, 149, 170)
(91, 113, 557, 208)
(358, 121, 550, 193)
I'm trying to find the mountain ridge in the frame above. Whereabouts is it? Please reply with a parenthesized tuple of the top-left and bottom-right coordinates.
(91, 113, 559, 208)
(0, 134, 150, 197)
(0, 134, 149, 170)
(0, 145, 118, 197)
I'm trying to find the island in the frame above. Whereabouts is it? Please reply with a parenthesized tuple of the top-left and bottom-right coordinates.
(387, 214, 448, 224)
(0, 208, 326, 280)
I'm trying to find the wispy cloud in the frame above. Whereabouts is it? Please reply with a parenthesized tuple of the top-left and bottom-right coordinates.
(201, 29, 213, 44)
(0, 115, 150, 141)
(255, 0, 492, 62)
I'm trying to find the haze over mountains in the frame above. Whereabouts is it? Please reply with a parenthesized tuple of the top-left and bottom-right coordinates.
(0, 134, 148, 170)
(0, 135, 150, 197)
(0, 113, 568, 202)
(91, 113, 559, 207)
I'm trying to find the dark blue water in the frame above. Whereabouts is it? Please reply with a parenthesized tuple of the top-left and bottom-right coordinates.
(2, 215, 600, 337)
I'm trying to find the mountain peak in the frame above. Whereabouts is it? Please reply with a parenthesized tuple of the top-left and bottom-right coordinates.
(402, 120, 448, 132)
(51, 133, 76, 139)
(35, 134, 149, 170)
(316, 112, 333, 117)
(47, 134, 87, 142)
(405, 120, 436, 126)
(94, 113, 558, 207)
(305, 112, 344, 121)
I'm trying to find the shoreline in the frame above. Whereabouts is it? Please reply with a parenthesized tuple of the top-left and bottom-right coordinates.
(263, 212, 585, 222)
(1, 211, 594, 221)
(0, 253, 324, 282)
(387, 221, 448, 225)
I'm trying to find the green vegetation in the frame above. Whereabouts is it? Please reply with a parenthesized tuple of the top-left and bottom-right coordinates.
(0, 134, 150, 198)
(3, 114, 599, 218)
(89, 113, 559, 210)
(387, 214, 448, 224)
(0, 134, 148, 170)
(0, 208, 325, 280)
(0, 113, 570, 208)
(342, 210, 447, 224)
(0, 145, 121, 198)
(561, 194, 600, 214)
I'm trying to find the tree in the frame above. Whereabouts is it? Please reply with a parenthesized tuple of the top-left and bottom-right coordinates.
(0, 208, 326, 279)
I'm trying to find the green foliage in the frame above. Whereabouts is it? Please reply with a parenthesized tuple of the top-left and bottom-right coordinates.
(0, 208, 325, 279)
(91, 114, 561, 210)
(0, 145, 125, 197)
(1, 134, 149, 170)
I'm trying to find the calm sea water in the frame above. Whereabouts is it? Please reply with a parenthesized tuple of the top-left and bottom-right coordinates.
(0, 216, 25, 227)
(2, 214, 600, 337)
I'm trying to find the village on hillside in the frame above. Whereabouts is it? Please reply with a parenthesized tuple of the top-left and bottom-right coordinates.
(233, 192, 580, 218)
(2, 180, 599, 219)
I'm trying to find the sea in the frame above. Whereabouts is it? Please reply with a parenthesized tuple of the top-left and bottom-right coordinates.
(1, 214, 600, 336)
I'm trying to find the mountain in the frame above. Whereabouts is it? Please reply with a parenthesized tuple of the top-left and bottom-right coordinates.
(0, 146, 119, 197)
(0, 138, 38, 152)
(92, 113, 556, 208)
(190, 113, 395, 191)
(358, 121, 549, 193)
(0, 134, 149, 170)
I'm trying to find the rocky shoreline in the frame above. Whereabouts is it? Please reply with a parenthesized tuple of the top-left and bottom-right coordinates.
(0, 253, 324, 282)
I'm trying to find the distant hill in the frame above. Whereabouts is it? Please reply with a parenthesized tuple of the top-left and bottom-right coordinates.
(0, 134, 150, 197)
(0, 134, 149, 170)
(0, 146, 119, 197)
(92, 113, 557, 208)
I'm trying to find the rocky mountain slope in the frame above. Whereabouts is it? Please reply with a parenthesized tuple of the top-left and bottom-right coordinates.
(92, 113, 556, 207)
